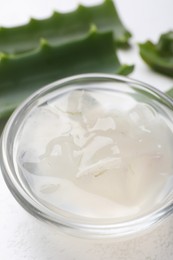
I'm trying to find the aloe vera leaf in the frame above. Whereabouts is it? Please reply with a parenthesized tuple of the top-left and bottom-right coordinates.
(0, 29, 134, 121)
(0, 0, 131, 54)
(139, 31, 173, 77)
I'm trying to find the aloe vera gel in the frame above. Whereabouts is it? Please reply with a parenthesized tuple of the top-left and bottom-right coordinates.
(15, 86, 173, 222)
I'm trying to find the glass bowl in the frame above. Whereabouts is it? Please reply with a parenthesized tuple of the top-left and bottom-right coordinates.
(1, 73, 173, 239)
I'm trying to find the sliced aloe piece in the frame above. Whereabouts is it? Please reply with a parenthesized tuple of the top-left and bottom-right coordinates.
(0, 29, 134, 121)
(139, 31, 173, 78)
(0, 0, 131, 54)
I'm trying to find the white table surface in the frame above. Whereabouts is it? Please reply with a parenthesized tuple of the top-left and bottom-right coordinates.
(0, 0, 173, 259)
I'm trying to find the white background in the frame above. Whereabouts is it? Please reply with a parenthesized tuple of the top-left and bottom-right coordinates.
(0, 0, 173, 259)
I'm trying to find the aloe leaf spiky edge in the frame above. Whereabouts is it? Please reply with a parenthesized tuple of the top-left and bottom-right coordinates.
(0, 0, 131, 54)
(0, 29, 134, 121)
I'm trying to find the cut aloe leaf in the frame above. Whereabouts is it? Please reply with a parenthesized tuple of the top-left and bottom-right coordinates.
(139, 31, 173, 78)
(0, 29, 134, 121)
(0, 0, 131, 54)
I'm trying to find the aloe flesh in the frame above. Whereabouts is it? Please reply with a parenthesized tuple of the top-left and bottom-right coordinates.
(166, 88, 173, 99)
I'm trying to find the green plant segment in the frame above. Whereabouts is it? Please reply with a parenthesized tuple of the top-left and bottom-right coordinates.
(139, 31, 173, 78)
(0, 29, 134, 120)
(0, 0, 131, 54)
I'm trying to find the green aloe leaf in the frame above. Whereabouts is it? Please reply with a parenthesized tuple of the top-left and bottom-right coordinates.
(0, 29, 134, 121)
(0, 0, 131, 54)
(139, 31, 173, 77)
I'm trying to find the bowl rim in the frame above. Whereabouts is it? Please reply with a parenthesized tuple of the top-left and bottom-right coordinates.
(1, 73, 173, 239)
